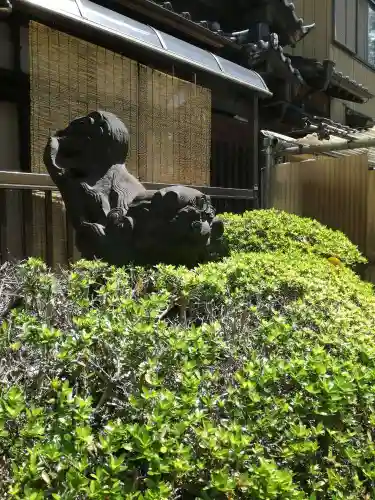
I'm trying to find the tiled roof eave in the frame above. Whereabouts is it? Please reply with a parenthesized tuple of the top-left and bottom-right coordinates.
(111, 0, 241, 49)
(116, 0, 315, 50)
(330, 71, 374, 102)
(288, 55, 374, 103)
(111, 0, 307, 85)
(245, 36, 304, 84)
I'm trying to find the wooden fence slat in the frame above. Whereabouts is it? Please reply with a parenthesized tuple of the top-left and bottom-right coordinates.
(44, 191, 54, 268)
(0, 190, 7, 263)
(66, 219, 74, 263)
(366, 170, 375, 262)
(22, 190, 34, 259)
(270, 154, 370, 258)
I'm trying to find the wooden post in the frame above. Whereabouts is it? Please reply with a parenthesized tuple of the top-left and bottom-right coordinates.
(247, 95, 259, 205)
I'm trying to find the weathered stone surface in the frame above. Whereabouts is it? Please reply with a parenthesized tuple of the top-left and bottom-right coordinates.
(44, 110, 225, 267)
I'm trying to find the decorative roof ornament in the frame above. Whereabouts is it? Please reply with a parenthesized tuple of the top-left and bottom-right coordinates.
(243, 32, 304, 84)
(288, 55, 374, 103)
(162, 1, 173, 11)
(273, 0, 315, 46)
(145, 0, 315, 50)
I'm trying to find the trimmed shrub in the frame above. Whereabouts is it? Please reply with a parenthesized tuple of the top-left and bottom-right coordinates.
(1, 250, 375, 498)
(219, 209, 366, 268)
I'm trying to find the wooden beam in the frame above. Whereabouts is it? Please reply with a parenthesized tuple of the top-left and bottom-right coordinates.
(0, 171, 256, 199)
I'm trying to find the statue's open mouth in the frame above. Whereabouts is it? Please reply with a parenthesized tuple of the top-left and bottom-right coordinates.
(56, 140, 86, 177)
(60, 144, 80, 159)
(55, 134, 83, 160)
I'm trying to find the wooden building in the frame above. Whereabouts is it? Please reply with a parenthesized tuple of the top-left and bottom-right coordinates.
(1, 0, 370, 202)
(291, 0, 375, 128)
(0, 0, 373, 266)
(85, 0, 375, 142)
(0, 0, 275, 219)
(200, 0, 375, 137)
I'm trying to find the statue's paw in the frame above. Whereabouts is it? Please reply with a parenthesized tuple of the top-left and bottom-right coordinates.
(75, 222, 106, 258)
(119, 216, 134, 232)
(80, 221, 106, 237)
(81, 183, 102, 203)
(81, 183, 93, 194)
(107, 207, 127, 226)
(106, 209, 134, 244)
(107, 208, 134, 231)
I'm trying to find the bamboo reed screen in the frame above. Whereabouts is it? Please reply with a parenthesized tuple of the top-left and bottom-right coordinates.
(137, 64, 211, 185)
(28, 21, 211, 266)
(29, 21, 211, 184)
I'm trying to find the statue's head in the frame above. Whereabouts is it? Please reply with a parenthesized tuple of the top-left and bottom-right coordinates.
(53, 110, 129, 176)
(125, 185, 225, 266)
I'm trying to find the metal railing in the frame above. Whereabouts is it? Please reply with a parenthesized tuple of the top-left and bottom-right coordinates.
(0, 171, 256, 267)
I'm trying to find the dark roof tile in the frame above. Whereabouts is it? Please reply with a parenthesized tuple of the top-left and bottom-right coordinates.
(289, 56, 373, 103)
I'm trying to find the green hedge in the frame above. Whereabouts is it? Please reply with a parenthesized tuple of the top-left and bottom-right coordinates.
(219, 209, 366, 268)
(1, 240, 375, 498)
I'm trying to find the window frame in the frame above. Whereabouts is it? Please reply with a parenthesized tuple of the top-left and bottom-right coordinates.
(333, 0, 357, 54)
(333, 0, 375, 70)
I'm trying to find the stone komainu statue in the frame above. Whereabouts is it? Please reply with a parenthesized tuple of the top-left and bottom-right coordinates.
(43, 110, 225, 266)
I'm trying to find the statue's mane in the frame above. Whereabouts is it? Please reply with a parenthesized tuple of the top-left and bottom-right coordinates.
(88, 110, 130, 166)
